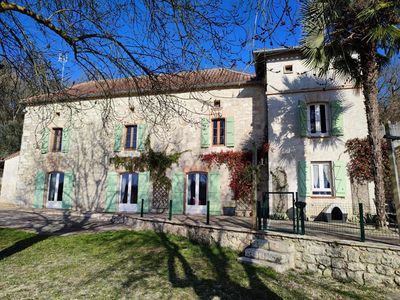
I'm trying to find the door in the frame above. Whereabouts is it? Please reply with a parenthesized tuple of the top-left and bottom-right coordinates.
(186, 172, 207, 215)
(119, 173, 139, 212)
(47, 172, 64, 209)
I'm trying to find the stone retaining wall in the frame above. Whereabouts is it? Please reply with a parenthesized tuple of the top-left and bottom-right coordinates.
(120, 215, 400, 288)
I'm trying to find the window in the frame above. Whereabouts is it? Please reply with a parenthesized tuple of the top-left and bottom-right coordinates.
(187, 172, 208, 207)
(214, 100, 221, 108)
(125, 125, 138, 150)
(212, 119, 225, 146)
(52, 128, 63, 152)
(120, 173, 138, 205)
(308, 103, 328, 136)
(47, 172, 64, 208)
(311, 162, 332, 195)
(284, 64, 293, 73)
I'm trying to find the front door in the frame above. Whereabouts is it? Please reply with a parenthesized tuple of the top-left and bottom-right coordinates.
(47, 172, 64, 209)
(186, 172, 207, 215)
(119, 173, 138, 212)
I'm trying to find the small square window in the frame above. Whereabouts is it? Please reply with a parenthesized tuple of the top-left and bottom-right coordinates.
(284, 65, 293, 74)
(214, 100, 221, 108)
(311, 162, 333, 196)
(125, 125, 138, 150)
(52, 128, 63, 152)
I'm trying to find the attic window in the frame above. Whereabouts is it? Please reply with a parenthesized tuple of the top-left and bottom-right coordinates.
(284, 65, 293, 74)
(214, 100, 221, 108)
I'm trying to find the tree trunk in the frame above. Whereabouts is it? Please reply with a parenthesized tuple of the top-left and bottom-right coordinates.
(360, 46, 387, 229)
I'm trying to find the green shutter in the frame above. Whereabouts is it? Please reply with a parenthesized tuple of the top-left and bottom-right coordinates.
(138, 124, 148, 151)
(226, 117, 235, 147)
(105, 171, 119, 212)
(138, 171, 150, 212)
(200, 118, 210, 148)
(171, 172, 184, 214)
(114, 124, 123, 152)
(33, 170, 46, 208)
(334, 161, 346, 197)
(41, 128, 50, 154)
(62, 128, 70, 153)
(208, 171, 221, 215)
(62, 172, 74, 209)
(298, 101, 307, 137)
(298, 161, 311, 197)
(330, 100, 344, 136)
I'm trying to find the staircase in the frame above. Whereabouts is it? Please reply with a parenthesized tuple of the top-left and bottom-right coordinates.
(238, 239, 295, 273)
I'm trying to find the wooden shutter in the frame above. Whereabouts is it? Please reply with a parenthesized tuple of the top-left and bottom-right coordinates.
(334, 161, 346, 198)
(208, 171, 221, 215)
(226, 117, 235, 147)
(62, 172, 74, 209)
(297, 161, 311, 197)
(62, 128, 70, 153)
(330, 100, 344, 136)
(105, 171, 119, 212)
(298, 101, 307, 137)
(138, 171, 150, 212)
(200, 118, 210, 148)
(41, 128, 50, 154)
(137, 124, 147, 151)
(171, 172, 184, 214)
(114, 124, 123, 152)
(33, 170, 46, 208)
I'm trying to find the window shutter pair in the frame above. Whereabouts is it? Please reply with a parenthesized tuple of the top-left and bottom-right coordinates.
(298, 100, 344, 137)
(40, 127, 70, 153)
(33, 170, 74, 209)
(200, 117, 235, 148)
(297, 160, 346, 198)
(114, 124, 147, 152)
(105, 171, 150, 212)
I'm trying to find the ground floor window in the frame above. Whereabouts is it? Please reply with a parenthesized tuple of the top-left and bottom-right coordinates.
(186, 172, 207, 214)
(119, 173, 139, 212)
(311, 162, 332, 195)
(47, 172, 64, 208)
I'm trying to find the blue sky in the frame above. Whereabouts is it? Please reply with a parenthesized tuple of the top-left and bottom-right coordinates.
(7, 1, 302, 83)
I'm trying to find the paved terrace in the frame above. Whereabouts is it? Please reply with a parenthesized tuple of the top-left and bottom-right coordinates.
(0, 206, 399, 246)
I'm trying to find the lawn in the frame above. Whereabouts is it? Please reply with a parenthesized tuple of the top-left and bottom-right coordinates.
(0, 228, 389, 299)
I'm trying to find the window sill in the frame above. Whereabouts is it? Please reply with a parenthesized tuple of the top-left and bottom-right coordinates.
(310, 196, 336, 199)
(307, 134, 331, 139)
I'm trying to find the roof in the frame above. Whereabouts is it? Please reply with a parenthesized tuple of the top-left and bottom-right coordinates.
(253, 47, 302, 79)
(25, 68, 259, 105)
(2, 151, 20, 161)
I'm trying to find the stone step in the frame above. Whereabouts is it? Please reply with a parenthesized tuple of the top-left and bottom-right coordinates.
(244, 248, 292, 264)
(238, 256, 291, 273)
(251, 239, 295, 253)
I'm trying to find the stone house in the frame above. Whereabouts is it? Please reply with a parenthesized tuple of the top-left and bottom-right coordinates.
(1, 48, 374, 219)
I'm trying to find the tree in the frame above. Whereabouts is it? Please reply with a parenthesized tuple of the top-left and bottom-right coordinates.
(300, 0, 400, 228)
(378, 59, 400, 122)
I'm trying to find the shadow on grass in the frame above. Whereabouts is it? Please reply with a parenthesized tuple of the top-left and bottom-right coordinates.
(157, 231, 282, 300)
(0, 234, 49, 260)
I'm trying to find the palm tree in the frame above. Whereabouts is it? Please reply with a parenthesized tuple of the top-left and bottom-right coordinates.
(300, 0, 400, 228)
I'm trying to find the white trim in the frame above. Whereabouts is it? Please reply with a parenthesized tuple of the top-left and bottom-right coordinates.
(311, 162, 333, 196)
(47, 172, 63, 209)
(307, 103, 329, 137)
(118, 173, 138, 212)
(186, 173, 207, 215)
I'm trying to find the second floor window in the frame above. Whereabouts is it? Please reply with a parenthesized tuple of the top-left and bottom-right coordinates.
(212, 119, 225, 146)
(308, 104, 328, 135)
(52, 128, 63, 152)
(125, 125, 138, 150)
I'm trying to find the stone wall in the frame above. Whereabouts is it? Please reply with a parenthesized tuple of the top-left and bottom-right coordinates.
(115, 214, 400, 288)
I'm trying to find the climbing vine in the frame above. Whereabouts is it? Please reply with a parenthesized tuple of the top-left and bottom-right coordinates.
(200, 143, 269, 201)
(345, 138, 392, 199)
(111, 137, 186, 190)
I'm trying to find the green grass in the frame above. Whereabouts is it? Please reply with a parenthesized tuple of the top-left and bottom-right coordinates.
(0, 228, 388, 299)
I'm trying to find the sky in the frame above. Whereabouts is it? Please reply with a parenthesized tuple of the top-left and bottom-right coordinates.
(3, 1, 302, 84)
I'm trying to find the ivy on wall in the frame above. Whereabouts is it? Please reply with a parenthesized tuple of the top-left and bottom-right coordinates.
(345, 138, 393, 199)
(200, 143, 269, 201)
(111, 137, 186, 190)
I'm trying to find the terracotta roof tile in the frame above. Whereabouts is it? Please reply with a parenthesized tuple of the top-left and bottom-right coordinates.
(26, 68, 258, 105)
